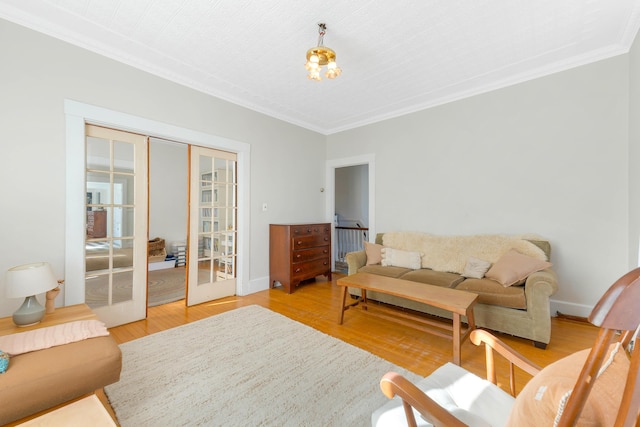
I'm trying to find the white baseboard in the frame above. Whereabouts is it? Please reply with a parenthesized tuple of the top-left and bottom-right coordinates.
(550, 299, 593, 318)
(239, 275, 270, 296)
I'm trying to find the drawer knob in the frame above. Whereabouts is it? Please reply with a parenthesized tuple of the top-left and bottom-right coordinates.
(297, 241, 302, 245)
(324, 237, 329, 241)
(295, 268, 301, 273)
(296, 254, 301, 258)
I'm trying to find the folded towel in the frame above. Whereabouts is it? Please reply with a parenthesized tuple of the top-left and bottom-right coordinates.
(0, 320, 109, 356)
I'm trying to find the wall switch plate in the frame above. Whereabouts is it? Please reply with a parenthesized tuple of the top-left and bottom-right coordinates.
(262, 202, 268, 212)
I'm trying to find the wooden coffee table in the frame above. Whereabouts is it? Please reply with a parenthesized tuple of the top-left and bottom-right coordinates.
(337, 273, 478, 365)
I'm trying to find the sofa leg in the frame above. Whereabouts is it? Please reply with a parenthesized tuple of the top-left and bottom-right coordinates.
(533, 341, 547, 350)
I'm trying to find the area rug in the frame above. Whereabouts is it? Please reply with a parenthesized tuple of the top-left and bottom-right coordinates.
(85, 267, 186, 308)
(104, 305, 420, 426)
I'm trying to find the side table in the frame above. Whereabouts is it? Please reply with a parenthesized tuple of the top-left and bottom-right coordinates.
(0, 304, 97, 337)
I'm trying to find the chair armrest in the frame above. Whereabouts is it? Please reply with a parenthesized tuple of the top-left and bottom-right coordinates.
(380, 372, 467, 427)
(470, 329, 541, 395)
(345, 250, 367, 275)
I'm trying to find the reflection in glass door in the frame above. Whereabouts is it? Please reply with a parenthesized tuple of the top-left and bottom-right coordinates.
(188, 146, 237, 305)
(84, 125, 148, 327)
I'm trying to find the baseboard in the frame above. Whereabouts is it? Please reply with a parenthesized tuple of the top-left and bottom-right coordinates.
(550, 299, 593, 319)
(239, 276, 270, 296)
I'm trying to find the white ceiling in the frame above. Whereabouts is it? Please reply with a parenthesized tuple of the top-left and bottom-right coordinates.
(1, 1, 640, 135)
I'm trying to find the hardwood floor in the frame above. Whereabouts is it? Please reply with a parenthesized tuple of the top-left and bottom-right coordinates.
(7, 275, 601, 426)
(108, 272, 599, 396)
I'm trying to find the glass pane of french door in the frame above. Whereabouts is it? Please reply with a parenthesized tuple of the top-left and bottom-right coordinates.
(188, 146, 237, 305)
(84, 124, 148, 327)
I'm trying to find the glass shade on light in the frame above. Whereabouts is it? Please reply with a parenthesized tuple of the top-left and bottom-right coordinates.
(305, 54, 321, 80)
(304, 23, 341, 81)
(325, 61, 341, 79)
(5, 262, 58, 326)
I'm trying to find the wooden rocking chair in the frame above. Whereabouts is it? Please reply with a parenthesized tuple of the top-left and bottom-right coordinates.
(375, 267, 640, 427)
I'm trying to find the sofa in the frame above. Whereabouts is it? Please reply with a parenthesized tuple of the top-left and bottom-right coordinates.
(346, 232, 558, 348)
(0, 327, 122, 424)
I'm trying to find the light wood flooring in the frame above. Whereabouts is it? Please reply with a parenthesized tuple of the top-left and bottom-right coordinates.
(109, 272, 599, 395)
(11, 272, 600, 426)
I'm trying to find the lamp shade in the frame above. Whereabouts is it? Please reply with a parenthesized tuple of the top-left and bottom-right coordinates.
(5, 262, 58, 298)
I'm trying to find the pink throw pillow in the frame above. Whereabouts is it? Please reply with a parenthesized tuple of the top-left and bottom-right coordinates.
(364, 242, 384, 265)
(485, 249, 551, 287)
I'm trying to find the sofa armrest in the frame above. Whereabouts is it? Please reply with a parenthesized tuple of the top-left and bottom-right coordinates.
(346, 250, 367, 275)
(522, 268, 558, 345)
(524, 269, 558, 303)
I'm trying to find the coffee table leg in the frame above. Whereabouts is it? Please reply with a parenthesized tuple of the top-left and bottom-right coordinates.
(466, 307, 477, 331)
(453, 313, 461, 366)
(338, 286, 348, 324)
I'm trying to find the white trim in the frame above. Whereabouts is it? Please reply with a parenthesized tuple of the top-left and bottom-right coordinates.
(550, 299, 593, 319)
(247, 276, 270, 294)
(325, 154, 376, 271)
(64, 99, 252, 306)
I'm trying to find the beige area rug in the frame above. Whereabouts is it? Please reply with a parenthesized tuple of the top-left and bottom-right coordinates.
(104, 305, 420, 426)
(85, 267, 186, 308)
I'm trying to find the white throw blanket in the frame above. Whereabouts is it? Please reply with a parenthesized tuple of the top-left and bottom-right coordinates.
(383, 232, 547, 274)
(0, 320, 109, 356)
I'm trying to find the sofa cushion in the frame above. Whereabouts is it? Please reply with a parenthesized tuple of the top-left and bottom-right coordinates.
(462, 257, 492, 279)
(381, 248, 422, 269)
(485, 249, 552, 287)
(455, 278, 527, 309)
(399, 269, 465, 288)
(358, 264, 413, 278)
(0, 336, 122, 425)
(364, 242, 384, 265)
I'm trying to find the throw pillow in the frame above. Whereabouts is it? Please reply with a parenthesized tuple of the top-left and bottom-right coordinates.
(0, 350, 8, 373)
(507, 343, 629, 426)
(485, 249, 552, 287)
(364, 241, 384, 265)
(462, 257, 492, 279)
(381, 248, 422, 269)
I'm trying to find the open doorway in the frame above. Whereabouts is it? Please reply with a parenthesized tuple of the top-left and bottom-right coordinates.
(148, 138, 188, 307)
(334, 165, 369, 273)
(325, 154, 376, 273)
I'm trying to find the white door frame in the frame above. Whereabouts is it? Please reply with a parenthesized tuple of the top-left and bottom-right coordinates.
(325, 154, 376, 271)
(64, 100, 252, 308)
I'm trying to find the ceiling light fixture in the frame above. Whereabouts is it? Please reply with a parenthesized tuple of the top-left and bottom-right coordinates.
(305, 23, 341, 81)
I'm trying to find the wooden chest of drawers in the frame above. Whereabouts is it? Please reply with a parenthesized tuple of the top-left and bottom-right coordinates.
(269, 223, 332, 293)
(86, 210, 107, 238)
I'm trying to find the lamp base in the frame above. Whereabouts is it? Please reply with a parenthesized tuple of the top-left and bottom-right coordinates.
(13, 295, 45, 327)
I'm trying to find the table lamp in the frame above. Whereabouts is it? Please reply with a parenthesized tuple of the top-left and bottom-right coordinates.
(5, 262, 58, 326)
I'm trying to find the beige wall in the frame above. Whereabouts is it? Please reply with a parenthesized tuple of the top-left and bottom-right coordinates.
(327, 54, 630, 316)
(0, 19, 326, 317)
(149, 139, 188, 247)
(628, 29, 640, 272)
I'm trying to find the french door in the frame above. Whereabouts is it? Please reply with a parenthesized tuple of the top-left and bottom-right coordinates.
(84, 125, 148, 327)
(187, 145, 237, 305)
